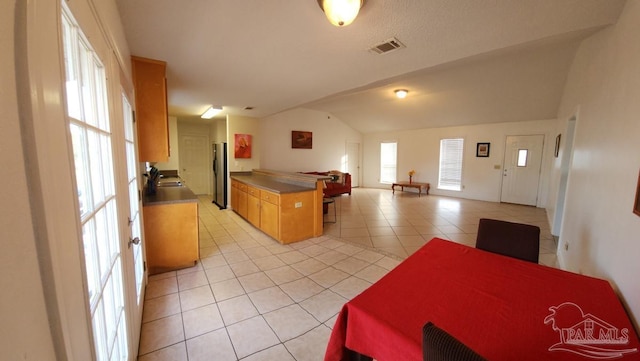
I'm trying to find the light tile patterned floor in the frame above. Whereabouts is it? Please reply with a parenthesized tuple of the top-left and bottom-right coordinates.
(137, 188, 557, 360)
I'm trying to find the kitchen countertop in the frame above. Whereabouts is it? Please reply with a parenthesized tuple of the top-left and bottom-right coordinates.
(231, 174, 317, 194)
(143, 185, 198, 206)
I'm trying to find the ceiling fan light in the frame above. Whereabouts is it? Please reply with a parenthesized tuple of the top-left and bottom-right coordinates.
(395, 89, 408, 99)
(320, 0, 364, 27)
(201, 106, 222, 119)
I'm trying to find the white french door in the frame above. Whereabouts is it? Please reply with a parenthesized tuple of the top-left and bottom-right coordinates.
(121, 93, 146, 355)
(62, 5, 143, 360)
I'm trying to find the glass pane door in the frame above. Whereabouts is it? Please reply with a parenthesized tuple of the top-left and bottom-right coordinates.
(122, 93, 146, 353)
(62, 7, 128, 360)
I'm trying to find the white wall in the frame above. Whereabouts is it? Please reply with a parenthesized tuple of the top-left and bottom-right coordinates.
(228, 115, 261, 171)
(363, 119, 557, 204)
(259, 108, 363, 172)
(154, 116, 180, 171)
(552, 0, 640, 329)
(210, 118, 227, 144)
(1, 2, 57, 359)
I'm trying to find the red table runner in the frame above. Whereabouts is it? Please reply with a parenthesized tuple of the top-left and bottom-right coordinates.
(325, 238, 640, 361)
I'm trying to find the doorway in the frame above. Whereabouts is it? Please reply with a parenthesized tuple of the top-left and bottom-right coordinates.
(501, 135, 545, 206)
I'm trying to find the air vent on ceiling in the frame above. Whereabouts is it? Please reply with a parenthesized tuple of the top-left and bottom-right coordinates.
(370, 37, 405, 54)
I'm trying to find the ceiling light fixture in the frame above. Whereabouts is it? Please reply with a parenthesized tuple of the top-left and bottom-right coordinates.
(395, 89, 408, 99)
(317, 0, 366, 27)
(201, 106, 222, 119)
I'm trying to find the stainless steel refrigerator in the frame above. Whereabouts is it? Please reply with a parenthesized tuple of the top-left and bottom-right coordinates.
(212, 143, 227, 209)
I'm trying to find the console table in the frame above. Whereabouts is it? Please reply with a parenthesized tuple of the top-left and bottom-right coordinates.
(391, 182, 430, 197)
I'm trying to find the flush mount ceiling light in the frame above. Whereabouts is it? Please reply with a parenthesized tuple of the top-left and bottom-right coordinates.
(395, 89, 408, 99)
(201, 106, 222, 119)
(317, 0, 366, 27)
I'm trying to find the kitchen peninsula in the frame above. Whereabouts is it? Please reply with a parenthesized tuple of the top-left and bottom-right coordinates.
(231, 169, 328, 244)
(143, 185, 199, 275)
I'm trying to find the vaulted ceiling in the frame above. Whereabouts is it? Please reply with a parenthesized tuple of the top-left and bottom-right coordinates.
(116, 0, 625, 133)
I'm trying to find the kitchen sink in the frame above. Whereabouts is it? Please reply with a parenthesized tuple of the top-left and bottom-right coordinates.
(157, 177, 183, 187)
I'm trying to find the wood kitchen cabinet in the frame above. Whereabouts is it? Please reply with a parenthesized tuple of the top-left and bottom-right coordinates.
(236, 182, 248, 218)
(143, 201, 199, 275)
(230, 179, 239, 210)
(260, 190, 279, 239)
(279, 191, 315, 242)
(247, 186, 261, 227)
(231, 176, 317, 244)
(132, 56, 169, 162)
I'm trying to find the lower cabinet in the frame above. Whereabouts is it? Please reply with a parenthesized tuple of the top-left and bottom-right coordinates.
(260, 190, 280, 239)
(231, 179, 315, 244)
(237, 182, 248, 218)
(230, 180, 238, 210)
(143, 201, 199, 275)
(247, 186, 261, 227)
(279, 191, 315, 243)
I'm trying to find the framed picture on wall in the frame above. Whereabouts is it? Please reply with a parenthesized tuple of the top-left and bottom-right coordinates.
(234, 134, 252, 158)
(292, 130, 312, 149)
(634, 170, 640, 217)
(476, 143, 490, 157)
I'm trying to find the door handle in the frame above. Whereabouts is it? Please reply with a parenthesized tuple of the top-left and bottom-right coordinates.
(128, 237, 141, 249)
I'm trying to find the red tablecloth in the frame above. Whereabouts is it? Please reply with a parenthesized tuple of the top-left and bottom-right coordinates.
(325, 238, 640, 361)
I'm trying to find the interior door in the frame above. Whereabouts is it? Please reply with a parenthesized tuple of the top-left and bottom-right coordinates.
(501, 135, 544, 206)
(346, 142, 360, 187)
(179, 134, 210, 194)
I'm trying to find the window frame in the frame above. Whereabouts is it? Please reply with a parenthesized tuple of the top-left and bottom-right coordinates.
(438, 138, 465, 191)
(380, 141, 398, 184)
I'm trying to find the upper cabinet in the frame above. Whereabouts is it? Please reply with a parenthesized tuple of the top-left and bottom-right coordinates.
(132, 56, 169, 162)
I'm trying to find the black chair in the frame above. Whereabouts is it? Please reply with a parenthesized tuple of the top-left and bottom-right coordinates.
(475, 218, 540, 263)
(423, 322, 487, 361)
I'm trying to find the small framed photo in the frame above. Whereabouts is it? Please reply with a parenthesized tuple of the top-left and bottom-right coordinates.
(634, 170, 640, 217)
(476, 143, 490, 157)
(555, 134, 562, 158)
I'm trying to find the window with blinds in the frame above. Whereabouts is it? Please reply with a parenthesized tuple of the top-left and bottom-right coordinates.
(438, 138, 464, 191)
(380, 142, 397, 184)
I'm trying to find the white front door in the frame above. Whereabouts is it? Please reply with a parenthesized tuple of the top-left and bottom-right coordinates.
(501, 135, 545, 206)
(346, 142, 360, 187)
(179, 134, 210, 194)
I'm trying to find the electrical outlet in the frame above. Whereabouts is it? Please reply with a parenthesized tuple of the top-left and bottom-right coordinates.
(564, 242, 569, 251)
(295, 202, 302, 208)
(494, 164, 501, 170)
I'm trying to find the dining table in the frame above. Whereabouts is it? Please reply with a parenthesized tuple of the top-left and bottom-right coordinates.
(324, 238, 640, 361)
